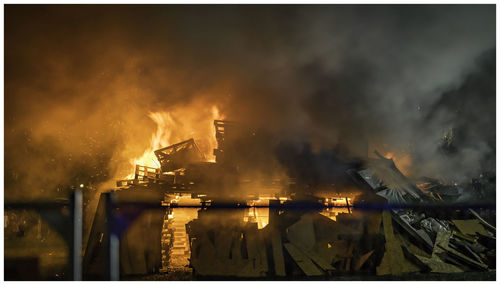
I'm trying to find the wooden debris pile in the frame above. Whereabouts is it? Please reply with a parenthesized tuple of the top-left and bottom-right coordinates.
(185, 199, 495, 279)
(186, 208, 269, 278)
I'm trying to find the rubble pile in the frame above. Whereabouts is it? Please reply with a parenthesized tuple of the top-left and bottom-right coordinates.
(183, 201, 495, 279)
(108, 119, 495, 280)
(179, 148, 495, 279)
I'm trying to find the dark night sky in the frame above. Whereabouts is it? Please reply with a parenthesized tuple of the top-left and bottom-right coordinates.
(4, 5, 496, 198)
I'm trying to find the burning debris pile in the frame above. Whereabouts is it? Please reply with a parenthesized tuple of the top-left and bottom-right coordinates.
(182, 206, 496, 279)
(5, 4, 495, 281)
(107, 118, 495, 280)
(116, 120, 287, 201)
(178, 157, 496, 279)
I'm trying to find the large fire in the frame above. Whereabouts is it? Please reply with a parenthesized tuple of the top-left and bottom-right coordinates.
(125, 104, 224, 179)
(129, 112, 174, 171)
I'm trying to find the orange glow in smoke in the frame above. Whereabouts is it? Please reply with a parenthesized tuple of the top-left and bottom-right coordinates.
(383, 151, 412, 176)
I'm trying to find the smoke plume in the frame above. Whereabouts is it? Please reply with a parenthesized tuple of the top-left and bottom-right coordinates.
(5, 5, 495, 200)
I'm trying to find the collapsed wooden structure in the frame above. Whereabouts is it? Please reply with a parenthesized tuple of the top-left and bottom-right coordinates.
(82, 119, 496, 280)
(183, 190, 495, 279)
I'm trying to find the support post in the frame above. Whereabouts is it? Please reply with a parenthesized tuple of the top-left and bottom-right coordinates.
(71, 190, 83, 281)
(105, 192, 120, 281)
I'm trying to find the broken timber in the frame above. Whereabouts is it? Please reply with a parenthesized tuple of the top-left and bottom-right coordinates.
(284, 243, 323, 276)
(270, 229, 286, 276)
(376, 211, 419, 276)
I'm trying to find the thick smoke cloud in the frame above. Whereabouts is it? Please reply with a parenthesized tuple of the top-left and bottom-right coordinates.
(5, 5, 495, 200)
(414, 49, 496, 182)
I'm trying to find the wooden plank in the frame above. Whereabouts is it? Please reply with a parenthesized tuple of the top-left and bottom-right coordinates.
(230, 231, 244, 265)
(330, 240, 350, 259)
(437, 244, 488, 270)
(293, 242, 334, 271)
(235, 226, 266, 278)
(236, 262, 262, 278)
(432, 230, 450, 258)
(395, 232, 430, 258)
(243, 228, 264, 277)
(284, 243, 324, 276)
(469, 209, 496, 232)
(215, 231, 233, 260)
(381, 211, 404, 275)
(365, 211, 382, 235)
(380, 211, 419, 275)
(271, 230, 286, 276)
(257, 230, 269, 273)
(376, 251, 391, 276)
(286, 214, 316, 252)
(353, 250, 374, 271)
(192, 234, 218, 276)
(452, 219, 489, 237)
(411, 231, 462, 274)
(313, 213, 356, 242)
(413, 254, 462, 273)
(401, 246, 431, 272)
(435, 230, 488, 270)
(245, 230, 259, 261)
(345, 241, 354, 271)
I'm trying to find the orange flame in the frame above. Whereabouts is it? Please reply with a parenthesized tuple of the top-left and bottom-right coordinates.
(125, 104, 224, 179)
(127, 112, 173, 177)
